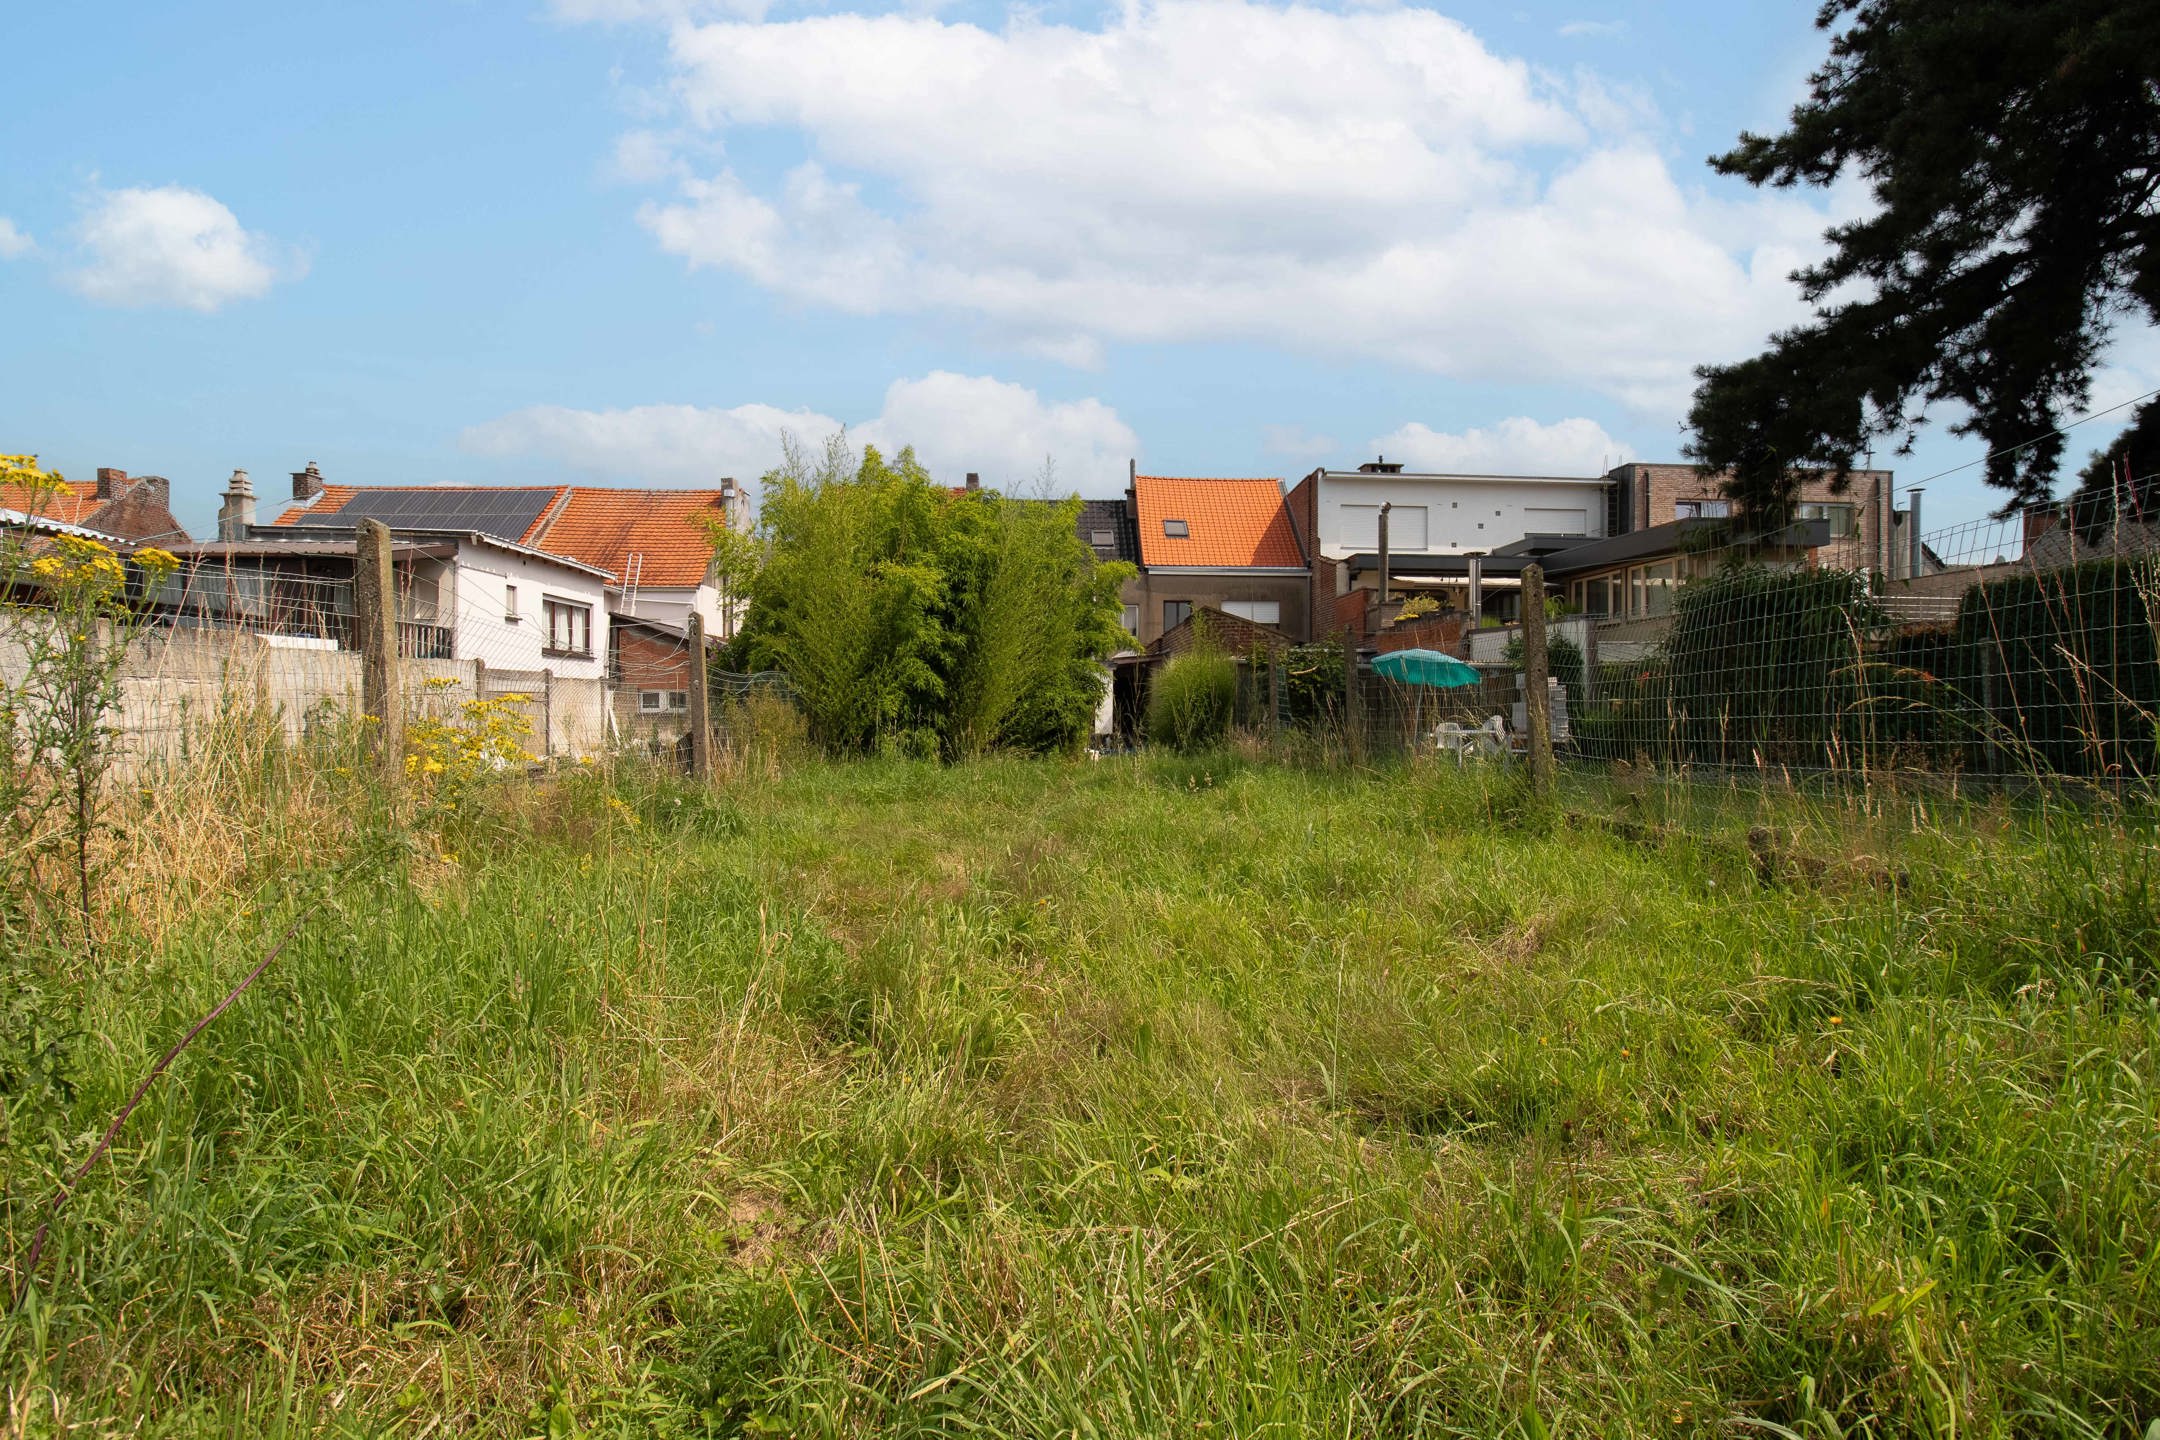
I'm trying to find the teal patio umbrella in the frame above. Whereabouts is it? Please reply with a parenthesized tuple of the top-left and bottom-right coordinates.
(1371, 648, 1481, 689)
(1371, 648, 1483, 746)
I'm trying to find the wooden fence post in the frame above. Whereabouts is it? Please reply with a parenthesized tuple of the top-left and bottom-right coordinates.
(355, 519, 401, 779)
(1521, 562, 1554, 799)
(687, 612, 713, 780)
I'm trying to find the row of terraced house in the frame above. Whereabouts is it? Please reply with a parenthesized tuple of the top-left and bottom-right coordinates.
(6, 449, 1953, 753)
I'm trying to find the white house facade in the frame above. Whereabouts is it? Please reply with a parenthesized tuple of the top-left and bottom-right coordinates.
(1300, 461, 1610, 561)
(436, 535, 613, 681)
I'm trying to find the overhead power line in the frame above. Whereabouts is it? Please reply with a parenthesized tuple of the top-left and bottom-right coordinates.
(1906, 385, 2160, 490)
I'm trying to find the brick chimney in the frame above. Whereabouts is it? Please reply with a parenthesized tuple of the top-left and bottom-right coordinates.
(217, 469, 257, 541)
(2023, 503, 2061, 552)
(95, 467, 128, 500)
(291, 461, 324, 501)
(965, 472, 981, 492)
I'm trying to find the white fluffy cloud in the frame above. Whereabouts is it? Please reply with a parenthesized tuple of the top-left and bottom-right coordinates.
(462, 398, 830, 488)
(462, 371, 1138, 495)
(0, 218, 32, 260)
(66, 186, 296, 312)
(1369, 415, 1633, 476)
(1261, 424, 1337, 461)
(610, 0, 1843, 411)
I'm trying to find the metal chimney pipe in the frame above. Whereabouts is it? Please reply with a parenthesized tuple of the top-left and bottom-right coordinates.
(1907, 487, 1924, 580)
(1376, 502, 1393, 609)
(1466, 551, 1484, 627)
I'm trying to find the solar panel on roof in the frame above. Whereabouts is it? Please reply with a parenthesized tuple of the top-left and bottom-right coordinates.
(286, 488, 558, 542)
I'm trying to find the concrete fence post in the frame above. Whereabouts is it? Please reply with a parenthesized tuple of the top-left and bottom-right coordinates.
(1521, 562, 1554, 800)
(1341, 625, 1363, 764)
(355, 519, 402, 779)
(687, 612, 713, 780)
(542, 669, 555, 758)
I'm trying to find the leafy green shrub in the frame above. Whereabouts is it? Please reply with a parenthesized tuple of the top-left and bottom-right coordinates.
(1948, 558, 2158, 777)
(1644, 566, 1883, 767)
(1147, 650, 1236, 751)
(737, 436, 1133, 759)
(1502, 631, 1585, 697)
(1281, 638, 1346, 729)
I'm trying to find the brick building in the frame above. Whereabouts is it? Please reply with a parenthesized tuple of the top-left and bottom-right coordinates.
(0, 467, 190, 545)
(1118, 471, 1311, 646)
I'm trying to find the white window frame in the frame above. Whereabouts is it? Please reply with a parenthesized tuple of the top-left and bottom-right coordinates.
(1221, 599, 1282, 626)
(543, 597, 593, 657)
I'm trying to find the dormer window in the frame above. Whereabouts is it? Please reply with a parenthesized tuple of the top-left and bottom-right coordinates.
(1162, 519, 1189, 538)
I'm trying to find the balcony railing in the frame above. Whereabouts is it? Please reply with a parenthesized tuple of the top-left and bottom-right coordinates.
(397, 621, 454, 660)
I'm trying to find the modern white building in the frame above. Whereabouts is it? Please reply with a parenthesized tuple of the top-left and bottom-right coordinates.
(1294, 458, 1610, 560)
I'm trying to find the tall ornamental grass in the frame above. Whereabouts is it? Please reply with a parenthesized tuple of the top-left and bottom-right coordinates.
(1146, 647, 1235, 751)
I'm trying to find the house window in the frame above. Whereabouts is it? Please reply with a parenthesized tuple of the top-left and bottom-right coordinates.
(1676, 499, 1731, 519)
(638, 690, 690, 714)
(504, 583, 520, 621)
(1092, 529, 1116, 547)
(1162, 519, 1189, 538)
(1636, 561, 1677, 617)
(1221, 599, 1281, 625)
(1163, 600, 1192, 630)
(544, 598, 592, 657)
(1797, 502, 1858, 538)
(1121, 603, 1140, 635)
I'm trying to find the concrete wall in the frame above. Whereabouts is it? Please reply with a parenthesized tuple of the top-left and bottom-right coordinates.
(1466, 614, 1596, 666)
(2, 615, 619, 771)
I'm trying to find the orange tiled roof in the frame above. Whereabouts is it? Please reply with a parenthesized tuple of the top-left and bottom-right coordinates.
(0, 479, 101, 525)
(270, 485, 361, 528)
(535, 488, 731, 589)
(1133, 475, 1303, 569)
(270, 484, 732, 588)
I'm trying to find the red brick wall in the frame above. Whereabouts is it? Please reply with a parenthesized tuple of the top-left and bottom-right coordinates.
(1333, 587, 1368, 639)
(1616, 462, 1894, 570)
(1150, 605, 1294, 660)
(1372, 612, 1468, 657)
(614, 628, 689, 690)
(1288, 472, 1333, 644)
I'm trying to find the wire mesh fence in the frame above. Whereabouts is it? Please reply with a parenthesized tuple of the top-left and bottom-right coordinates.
(8, 493, 2153, 791)
(1560, 503, 2158, 789)
(0, 538, 778, 774)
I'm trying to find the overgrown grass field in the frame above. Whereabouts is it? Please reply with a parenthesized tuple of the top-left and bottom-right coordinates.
(4, 757, 2157, 1436)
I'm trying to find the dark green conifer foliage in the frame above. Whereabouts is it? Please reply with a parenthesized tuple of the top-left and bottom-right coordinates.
(1687, 0, 2160, 519)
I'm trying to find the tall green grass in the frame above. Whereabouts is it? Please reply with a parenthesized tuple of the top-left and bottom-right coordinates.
(2, 756, 2155, 1435)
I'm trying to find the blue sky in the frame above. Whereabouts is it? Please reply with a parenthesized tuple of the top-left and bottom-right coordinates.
(4, 0, 2153, 542)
